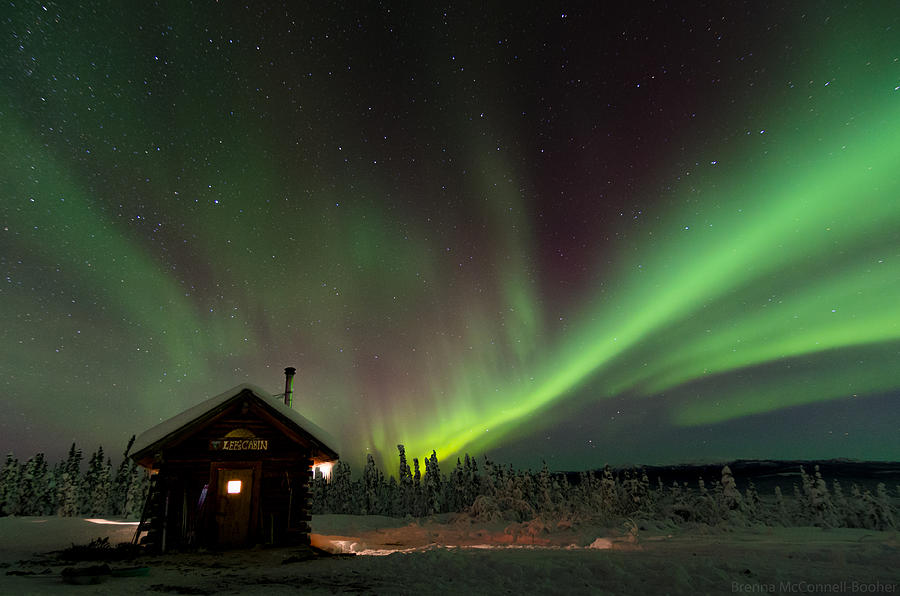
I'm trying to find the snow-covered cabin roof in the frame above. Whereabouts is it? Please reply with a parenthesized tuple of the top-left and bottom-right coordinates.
(131, 383, 339, 465)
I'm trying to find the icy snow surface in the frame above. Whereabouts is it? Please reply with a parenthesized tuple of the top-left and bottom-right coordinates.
(1, 514, 898, 595)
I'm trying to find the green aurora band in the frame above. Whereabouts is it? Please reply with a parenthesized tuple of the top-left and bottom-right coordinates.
(1, 2, 897, 468)
(401, 52, 900, 463)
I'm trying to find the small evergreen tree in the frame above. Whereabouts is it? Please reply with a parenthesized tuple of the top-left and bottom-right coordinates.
(463, 454, 479, 507)
(536, 462, 554, 516)
(743, 480, 761, 524)
(847, 484, 867, 528)
(423, 451, 442, 515)
(873, 483, 896, 530)
(857, 484, 896, 530)
(599, 465, 617, 515)
(411, 458, 424, 517)
(774, 486, 791, 526)
(448, 458, 465, 512)
(386, 476, 400, 516)
(112, 436, 138, 516)
(20, 455, 51, 516)
(124, 467, 149, 519)
(397, 445, 413, 515)
(1, 453, 21, 516)
(329, 460, 354, 514)
(57, 443, 83, 517)
(310, 469, 326, 514)
(831, 480, 849, 527)
(363, 454, 384, 515)
(720, 465, 742, 511)
(82, 446, 112, 516)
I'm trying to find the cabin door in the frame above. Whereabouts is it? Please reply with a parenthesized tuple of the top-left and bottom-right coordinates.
(215, 467, 254, 547)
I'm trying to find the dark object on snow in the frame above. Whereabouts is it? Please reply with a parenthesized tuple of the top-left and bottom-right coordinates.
(6, 568, 52, 576)
(148, 584, 212, 595)
(111, 565, 150, 577)
(61, 564, 111, 585)
(281, 544, 353, 564)
(58, 536, 142, 561)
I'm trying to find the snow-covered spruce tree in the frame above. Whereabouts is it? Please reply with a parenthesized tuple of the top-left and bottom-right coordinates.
(694, 476, 715, 524)
(17, 457, 36, 516)
(743, 480, 762, 524)
(566, 471, 588, 520)
(624, 468, 653, 517)
(423, 451, 442, 515)
(82, 446, 112, 516)
(447, 458, 465, 513)
(831, 480, 850, 528)
(385, 476, 400, 516)
(485, 467, 533, 522)
(363, 454, 383, 515)
(50, 460, 64, 515)
(857, 484, 896, 530)
(1, 453, 21, 516)
(812, 466, 837, 527)
(56, 444, 83, 517)
(19, 454, 51, 516)
(720, 466, 742, 510)
(570, 471, 600, 524)
(462, 454, 479, 508)
(329, 460, 355, 514)
(479, 455, 499, 500)
(774, 486, 790, 526)
(516, 469, 535, 515)
(846, 484, 867, 529)
(411, 458, 425, 517)
(124, 467, 149, 519)
(716, 466, 747, 527)
(554, 473, 571, 518)
(396, 445, 413, 516)
(377, 456, 393, 515)
(36, 453, 53, 515)
(112, 436, 138, 516)
(310, 468, 326, 514)
(535, 462, 555, 517)
(468, 457, 509, 523)
(792, 483, 806, 525)
(651, 477, 667, 520)
(638, 469, 655, 516)
(670, 481, 693, 523)
(872, 483, 896, 530)
(798, 466, 836, 527)
(599, 465, 617, 516)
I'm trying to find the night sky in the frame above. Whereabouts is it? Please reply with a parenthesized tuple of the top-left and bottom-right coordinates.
(2, 2, 898, 471)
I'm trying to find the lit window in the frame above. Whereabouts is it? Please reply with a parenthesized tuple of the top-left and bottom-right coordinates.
(227, 480, 242, 494)
(316, 462, 333, 480)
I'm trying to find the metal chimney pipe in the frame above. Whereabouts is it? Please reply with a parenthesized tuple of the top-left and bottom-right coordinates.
(284, 367, 296, 407)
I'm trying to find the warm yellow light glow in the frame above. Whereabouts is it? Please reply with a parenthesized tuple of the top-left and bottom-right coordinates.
(84, 518, 140, 526)
(315, 462, 333, 480)
(227, 480, 242, 494)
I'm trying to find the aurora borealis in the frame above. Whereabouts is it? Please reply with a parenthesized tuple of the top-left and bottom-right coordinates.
(2, 2, 898, 471)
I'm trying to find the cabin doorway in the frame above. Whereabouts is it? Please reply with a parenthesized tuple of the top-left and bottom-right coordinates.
(215, 467, 254, 547)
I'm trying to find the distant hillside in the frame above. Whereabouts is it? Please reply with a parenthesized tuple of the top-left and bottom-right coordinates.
(599, 460, 900, 494)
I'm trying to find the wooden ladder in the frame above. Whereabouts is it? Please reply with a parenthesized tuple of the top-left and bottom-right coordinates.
(132, 474, 162, 549)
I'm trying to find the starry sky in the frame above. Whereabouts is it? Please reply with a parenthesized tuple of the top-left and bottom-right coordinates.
(2, 1, 899, 471)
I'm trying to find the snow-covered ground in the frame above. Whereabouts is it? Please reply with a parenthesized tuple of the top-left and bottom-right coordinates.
(1, 515, 898, 595)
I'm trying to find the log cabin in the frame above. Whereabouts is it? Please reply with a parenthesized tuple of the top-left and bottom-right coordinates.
(130, 368, 339, 551)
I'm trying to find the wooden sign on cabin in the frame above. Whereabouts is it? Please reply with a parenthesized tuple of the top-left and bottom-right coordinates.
(209, 429, 270, 451)
(130, 370, 339, 552)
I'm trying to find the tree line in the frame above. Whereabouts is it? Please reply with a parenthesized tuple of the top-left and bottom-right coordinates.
(312, 445, 898, 531)
(0, 437, 148, 518)
(2, 440, 896, 532)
